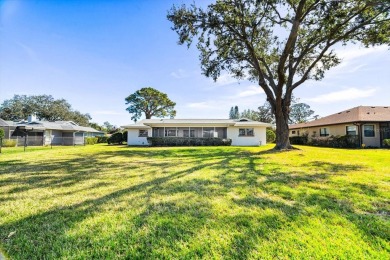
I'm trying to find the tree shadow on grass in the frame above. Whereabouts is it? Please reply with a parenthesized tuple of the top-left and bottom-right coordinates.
(0, 147, 388, 258)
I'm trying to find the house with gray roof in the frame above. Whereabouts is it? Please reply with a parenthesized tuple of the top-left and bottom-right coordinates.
(122, 118, 272, 146)
(289, 106, 390, 147)
(0, 115, 103, 146)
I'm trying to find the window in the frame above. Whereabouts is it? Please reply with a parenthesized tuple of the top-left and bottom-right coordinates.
(139, 130, 148, 137)
(320, 128, 329, 137)
(346, 125, 357, 136)
(291, 130, 296, 134)
(239, 128, 254, 136)
(165, 129, 177, 137)
(364, 125, 375, 137)
(183, 130, 195, 137)
(203, 127, 214, 138)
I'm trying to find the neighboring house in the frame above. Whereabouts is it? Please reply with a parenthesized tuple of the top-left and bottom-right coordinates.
(0, 115, 103, 146)
(122, 118, 271, 146)
(289, 106, 390, 147)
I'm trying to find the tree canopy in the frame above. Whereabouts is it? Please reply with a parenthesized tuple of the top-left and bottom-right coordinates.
(0, 95, 92, 126)
(168, 0, 390, 149)
(238, 97, 314, 124)
(125, 87, 177, 122)
(289, 102, 315, 124)
(229, 105, 240, 119)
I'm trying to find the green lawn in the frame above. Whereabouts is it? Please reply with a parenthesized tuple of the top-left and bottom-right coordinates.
(0, 144, 389, 259)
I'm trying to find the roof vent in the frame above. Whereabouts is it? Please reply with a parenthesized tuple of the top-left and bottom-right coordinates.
(384, 107, 388, 108)
(371, 106, 376, 108)
(338, 112, 342, 114)
(367, 112, 370, 114)
(346, 111, 350, 113)
(239, 118, 249, 122)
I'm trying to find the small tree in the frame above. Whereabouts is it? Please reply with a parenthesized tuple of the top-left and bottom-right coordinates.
(125, 87, 176, 122)
(234, 106, 240, 119)
(229, 107, 235, 119)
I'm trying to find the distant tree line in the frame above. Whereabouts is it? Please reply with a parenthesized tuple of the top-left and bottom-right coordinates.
(230, 97, 316, 124)
(0, 95, 92, 126)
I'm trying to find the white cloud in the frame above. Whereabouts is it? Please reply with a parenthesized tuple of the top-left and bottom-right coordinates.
(186, 102, 213, 109)
(215, 73, 238, 86)
(237, 85, 264, 97)
(15, 41, 38, 61)
(306, 88, 377, 104)
(336, 45, 388, 62)
(170, 69, 188, 79)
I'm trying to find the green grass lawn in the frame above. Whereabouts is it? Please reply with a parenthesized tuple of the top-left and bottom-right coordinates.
(0, 144, 389, 259)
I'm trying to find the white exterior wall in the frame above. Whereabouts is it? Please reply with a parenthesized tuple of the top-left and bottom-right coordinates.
(127, 128, 151, 146)
(227, 126, 267, 146)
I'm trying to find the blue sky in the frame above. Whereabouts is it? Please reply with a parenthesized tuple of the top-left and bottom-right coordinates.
(1, 0, 389, 127)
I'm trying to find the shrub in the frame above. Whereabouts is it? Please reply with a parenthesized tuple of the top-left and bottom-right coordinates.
(108, 132, 124, 145)
(147, 137, 232, 146)
(0, 128, 4, 139)
(289, 135, 308, 145)
(266, 129, 276, 143)
(2, 139, 17, 147)
(122, 131, 128, 143)
(309, 135, 359, 148)
(383, 139, 390, 148)
(97, 136, 109, 143)
(85, 137, 98, 145)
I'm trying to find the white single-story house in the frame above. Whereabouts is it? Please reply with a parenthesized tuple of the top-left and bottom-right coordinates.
(122, 118, 271, 146)
(0, 115, 103, 146)
(289, 106, 390, 147)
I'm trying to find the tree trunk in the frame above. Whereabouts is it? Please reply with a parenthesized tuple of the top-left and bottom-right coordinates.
(274, 103, 293, 150)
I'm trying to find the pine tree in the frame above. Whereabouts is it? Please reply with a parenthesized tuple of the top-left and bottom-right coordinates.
(234, 106, 239, 119)
(229, 107, 235, 119)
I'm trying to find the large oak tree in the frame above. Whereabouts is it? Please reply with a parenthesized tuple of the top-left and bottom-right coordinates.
(168, 0, 390, 149)
(125, 87, 177, 122)
(0, 95, 92, 126)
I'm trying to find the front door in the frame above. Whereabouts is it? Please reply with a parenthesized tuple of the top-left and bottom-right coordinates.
(380, 122, 390, 147)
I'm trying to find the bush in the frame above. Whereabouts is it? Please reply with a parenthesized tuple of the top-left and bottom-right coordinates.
(85, 137, 98, 145)
(309, 135, 359, 148)
(383, 139, 390, 148)
(2, 139, 17, 147)
(97, 136, 109, 143)
(266, 129, 276, 143)
(122, 131, 128, 143)
(289, 135, 308, 145)
(147, 137, 232, 146)
(0, 128, 4, 139)
(108, 132, 124, 145)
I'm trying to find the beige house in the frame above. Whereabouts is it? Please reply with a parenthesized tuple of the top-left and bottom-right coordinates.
(289, 106, 390, 147)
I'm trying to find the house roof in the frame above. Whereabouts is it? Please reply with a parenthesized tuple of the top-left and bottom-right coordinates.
(289, 106, 390, 129)
(0, 118, 102, 133)
(122, 118, 272, 128)
(0, 118, 9, 127)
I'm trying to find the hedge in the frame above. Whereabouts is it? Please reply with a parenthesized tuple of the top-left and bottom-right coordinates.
(309, 135, 359, 148)
(85, 137, 98, 145)
(383, 139, 390, 148)
(2, 139, 17, 147)
(108, 132, 124, 145)
(266, 129, 276, 143)
(147, 137, 232, 146)
(97, 136, 109, 143)
(289, 135, 308, 145)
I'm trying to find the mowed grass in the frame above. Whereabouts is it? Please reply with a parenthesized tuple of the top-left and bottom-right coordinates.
(0, 144, 389, 259)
